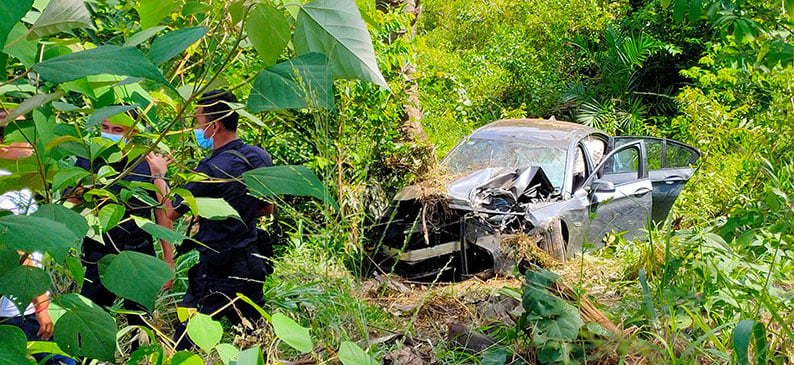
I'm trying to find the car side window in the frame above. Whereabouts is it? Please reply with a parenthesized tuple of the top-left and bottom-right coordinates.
(666, 142, 698, 167)
(599, 145, 640, 184)
(571, 145, 587, 191)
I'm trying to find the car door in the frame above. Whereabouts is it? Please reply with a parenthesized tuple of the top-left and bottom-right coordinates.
(583, 141, 652, 247)
(614, 137, 701, 222)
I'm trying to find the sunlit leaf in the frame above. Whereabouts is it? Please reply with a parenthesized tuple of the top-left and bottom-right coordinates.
(0, 265, 50, 314)
(132, 216, 190, 245)
(243, 164, 338, 209)
(248, 53, 335, 111)
(236, 345, 264, 365)
(215, 343, 240, 365)
(98, 251, 173, 311)
(149, 26, 209, 65)
(33, 46, 172, 89)
(195, 197, 242, 221)
(186, 313, 223, 353)
(0, 92, 63, 126)
(135, 0, 178, 30)
(3, 23, 38, 67)
(97, 203, 125, 231)
(86, 104, 140, 129)
(172, 351, 204, 365)
(65, 255, 85, 287)
(54, 294, 116, 361)
(293, 0, 389, 89)
(246, 3, 290, 67)
(29, 0, 95, 39)
(0, 0, 33, 48)
(271, 312, 312, 353)
(338, 341, 377, 365)
(0, 325, 28, 364)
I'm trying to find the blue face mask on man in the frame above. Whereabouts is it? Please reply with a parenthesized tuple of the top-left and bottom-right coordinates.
(101, 132, 125, 143)
(193, 122, 216, 149)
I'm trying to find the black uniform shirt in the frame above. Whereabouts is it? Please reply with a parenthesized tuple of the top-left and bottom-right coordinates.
(175, 139, 272, 252)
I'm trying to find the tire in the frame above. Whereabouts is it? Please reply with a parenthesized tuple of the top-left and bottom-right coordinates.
(542, 219, 567, 262)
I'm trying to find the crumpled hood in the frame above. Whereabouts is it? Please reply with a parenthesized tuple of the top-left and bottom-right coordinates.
(395, 166, 555, 209)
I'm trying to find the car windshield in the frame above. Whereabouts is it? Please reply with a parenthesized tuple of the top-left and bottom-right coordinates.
(443, 138, 567, 187)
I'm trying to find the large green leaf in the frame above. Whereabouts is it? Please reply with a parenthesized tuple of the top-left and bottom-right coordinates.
(132, 216, 190, 244)
(97, 251, 173, 311)
(0, 244, 19, 277)
(86, 104, 140, 129)
(32, 46, 172, 88)
(135, 0, 178, 30)
(0, 0, 32, 48)
(293, 0, 389, 89)
(246, 3, 290, 67)
(0, 92, 63, 126)
(31, 204, 89, 239)
(236, 346, 264, 365)
(171, 351, 204, 365)
(0, 214, 80, 259)
(149, 26, 209, 65)
(97, 203, 125, 231)
(195, 197, 242, 221)
(0, 325, 28, 364)
(247, 53, 335, 111)
(0, 265, 50, 314)
(53, 293, 117, 361)
(29, 0, 95, 39)
(186, 313, 223, 353)
(215, 343, 240, 365)
(124, 25, 167, 47)
(3, 23, 38, 67)
(52, 166, 90, 192)
(271, 312, 312, 353)
(338, 341, 377, 365)
(242, 164, 338, 209)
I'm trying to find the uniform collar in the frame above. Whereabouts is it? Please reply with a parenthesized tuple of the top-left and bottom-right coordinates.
(210, 138, 243, 158)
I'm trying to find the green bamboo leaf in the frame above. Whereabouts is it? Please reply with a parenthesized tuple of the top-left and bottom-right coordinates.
(0, 0, 33, 48)
(293, 0, 389, 89)
(29, 0, 95, 39)
(195, 197, 242, 221)
(242, 164, 338, 209)
(247, 53, 334, 111)
(186, 313, 223, 353)
(246, 3, 290, 67)
(0, 325, 28, 364)
(53, 293, 117, 361)
(271, 312, 312, 353)
(32, 204, 89, 238)
(98, 251, 173, 311)
(135, 0, 178, 30)
(0, 215, 79, 259)
(0, 265, 50, 314)
(149, 26, 209, 65)
(32, 46, 172, 89)
(338, 341, 377, 365)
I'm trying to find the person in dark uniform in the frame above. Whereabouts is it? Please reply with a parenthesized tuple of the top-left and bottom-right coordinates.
(66, 110, 174, 322)
(146, 90, 273, 347)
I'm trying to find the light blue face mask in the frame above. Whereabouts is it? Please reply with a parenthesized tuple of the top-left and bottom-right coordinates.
(101, 132, 125, 143)
(193, 122, 215, 149)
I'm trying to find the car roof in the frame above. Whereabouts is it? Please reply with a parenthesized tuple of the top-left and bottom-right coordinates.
(469, 118, 604, 148)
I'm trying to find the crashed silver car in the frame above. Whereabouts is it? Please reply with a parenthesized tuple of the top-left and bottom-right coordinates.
(369, 119, 700, 280)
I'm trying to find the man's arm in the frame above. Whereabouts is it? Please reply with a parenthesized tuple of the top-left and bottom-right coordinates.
(20, 253, 53, 340)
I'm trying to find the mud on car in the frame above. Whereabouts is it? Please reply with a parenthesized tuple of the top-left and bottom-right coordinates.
(368, 119, 700, 281)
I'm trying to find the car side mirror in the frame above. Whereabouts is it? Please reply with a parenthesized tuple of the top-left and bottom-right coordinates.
(586, 179, 615, 193)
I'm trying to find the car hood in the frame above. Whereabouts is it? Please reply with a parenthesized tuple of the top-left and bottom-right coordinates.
(394, 166, 556, 209)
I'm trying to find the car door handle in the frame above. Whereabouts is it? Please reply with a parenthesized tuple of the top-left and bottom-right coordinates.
(664, 175, 685, 184)
(633, 187, 651, 197)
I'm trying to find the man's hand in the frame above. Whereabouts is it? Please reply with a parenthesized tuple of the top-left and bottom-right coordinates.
(145, 152, 174, 176)
(35, 310, 54, 340)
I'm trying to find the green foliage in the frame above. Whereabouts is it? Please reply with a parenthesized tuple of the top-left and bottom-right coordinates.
(338, 340, 378, 365)
(28, 0, 94, 39)
(248, 53, 335, 111)
(0, 325, 28, 364)
(246, 4, 290, 67)
(149, 27, 209, 66)
(186, 313, 223, 353)
(32, 46, 171, 87)
(0, 0, 33, 48)
(271, 312, 313, 353)
(53, 293, 117, 361)
(0, 265, 49, 313)
(98, 251, 174, 311)
(243, 165, 339, 209)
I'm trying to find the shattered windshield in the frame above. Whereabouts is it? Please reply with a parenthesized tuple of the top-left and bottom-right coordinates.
(443, 138, 567, 187)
